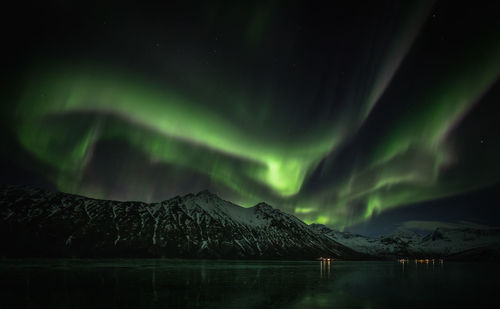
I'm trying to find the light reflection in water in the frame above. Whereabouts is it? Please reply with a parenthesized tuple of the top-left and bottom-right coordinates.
(319, 259, 332, 279)
(398, 258, 444, 272)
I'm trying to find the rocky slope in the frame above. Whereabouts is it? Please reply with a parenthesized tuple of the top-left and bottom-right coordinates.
(311, 224, 500, 260)
(0, 185, 362, 259)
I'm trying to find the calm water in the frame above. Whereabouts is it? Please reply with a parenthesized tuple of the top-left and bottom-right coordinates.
(0, 259, 498, 308)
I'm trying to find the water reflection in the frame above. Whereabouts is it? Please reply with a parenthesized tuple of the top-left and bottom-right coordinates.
(0, 259, 498, 308)
(319, 258, 332, 279)
(398, 258, 445, 272)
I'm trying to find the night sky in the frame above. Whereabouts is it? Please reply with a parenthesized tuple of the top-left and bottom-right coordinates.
(1, 0, 499, 235)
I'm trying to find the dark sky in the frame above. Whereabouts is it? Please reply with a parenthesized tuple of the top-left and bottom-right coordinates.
(1, 0, 499, 235)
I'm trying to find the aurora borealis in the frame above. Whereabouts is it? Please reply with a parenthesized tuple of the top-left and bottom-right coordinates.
(1, 0, 500, 233)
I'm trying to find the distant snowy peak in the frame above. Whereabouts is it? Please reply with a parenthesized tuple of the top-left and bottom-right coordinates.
(387, 227, 421, 240)
(423, 227, 500, 242)
(310, 224, 367, 240)
(312, 223, 500, 259)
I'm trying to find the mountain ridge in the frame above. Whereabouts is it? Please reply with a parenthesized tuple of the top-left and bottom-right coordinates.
(0, 185, 364, 259)
(2, 185, 498, 260)
(311, 223, 500, 260)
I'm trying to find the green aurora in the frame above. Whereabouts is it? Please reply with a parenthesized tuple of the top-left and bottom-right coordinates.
(3, 1, 500, 230)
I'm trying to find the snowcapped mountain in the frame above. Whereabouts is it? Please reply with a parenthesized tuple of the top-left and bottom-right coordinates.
(0, 185, 362, 259)
(418, 227, 500, 258)
(310, 224, 412, 258)
(311, 224, 500, 260)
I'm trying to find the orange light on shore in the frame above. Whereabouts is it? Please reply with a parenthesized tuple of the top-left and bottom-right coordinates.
(319, 257, 334, 261)
(399, 258, 444, 264)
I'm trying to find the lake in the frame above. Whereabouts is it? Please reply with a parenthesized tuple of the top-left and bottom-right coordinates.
(0, 259, 498, 308)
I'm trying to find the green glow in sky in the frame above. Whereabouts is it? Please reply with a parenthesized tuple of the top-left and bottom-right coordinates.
(7, 2, 500, 230)
(16, 68, 339, 197)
